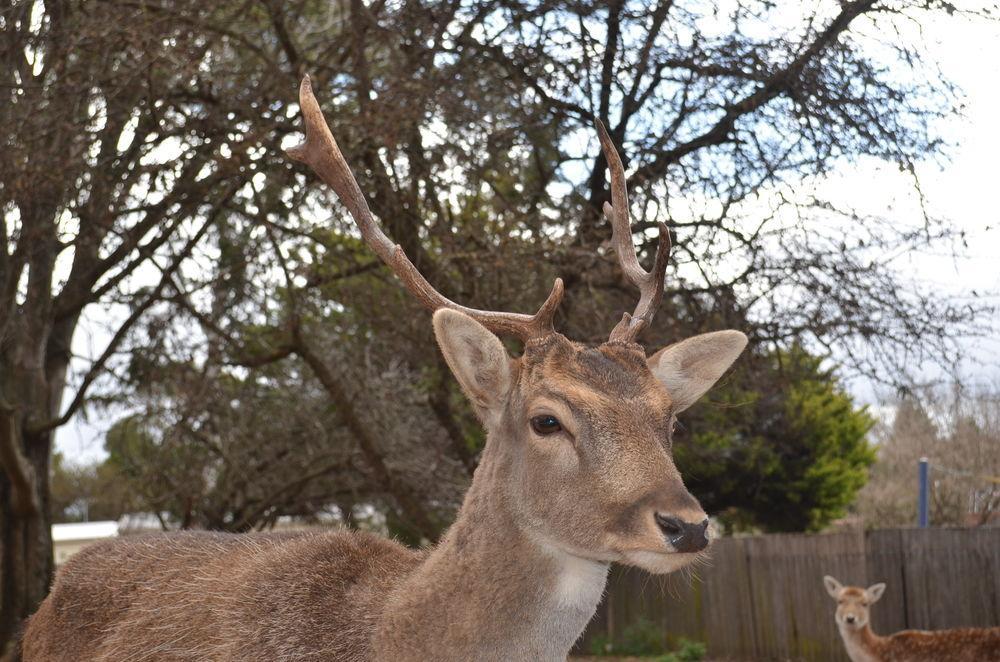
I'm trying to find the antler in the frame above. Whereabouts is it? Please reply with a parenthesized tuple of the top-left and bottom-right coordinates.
(286, 75, 564, 341)
(595, 119, 671, 343)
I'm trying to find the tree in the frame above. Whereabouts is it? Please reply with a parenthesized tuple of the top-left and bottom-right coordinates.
(2, 0, 993, 649)
(0, 0, 303, 644)
(855, 384, 1000, 527)
(101, 351, 466, 536)
(49, 452, 137, 524)
(143, 0, 984, 543)
(674, 346, 875, 532)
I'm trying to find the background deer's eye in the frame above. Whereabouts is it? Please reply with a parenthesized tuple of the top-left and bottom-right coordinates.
(530, 415, 562, 435)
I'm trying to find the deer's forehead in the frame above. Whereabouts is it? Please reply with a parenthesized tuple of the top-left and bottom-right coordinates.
(841, 587, 867, 600)
(519, 335, 671, 411)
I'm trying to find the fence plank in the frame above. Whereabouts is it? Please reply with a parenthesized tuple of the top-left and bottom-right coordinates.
(701, 537, 757, 658)
(898, 528, 1000, 630)
(865, 529, 908, 633)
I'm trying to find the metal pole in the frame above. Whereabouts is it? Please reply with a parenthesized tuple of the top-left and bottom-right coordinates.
(918, 457, 929, 528)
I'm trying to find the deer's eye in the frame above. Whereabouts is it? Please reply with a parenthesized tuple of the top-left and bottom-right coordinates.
(530, 415, 563, 435)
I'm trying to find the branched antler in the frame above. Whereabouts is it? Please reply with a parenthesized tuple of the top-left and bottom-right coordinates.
(595, 119, 671, 343)
(286, 75, 564, 341)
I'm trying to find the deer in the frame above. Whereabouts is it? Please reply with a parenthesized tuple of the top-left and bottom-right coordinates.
(19, 75, 748, 662)
(823, 575, 1000, 662)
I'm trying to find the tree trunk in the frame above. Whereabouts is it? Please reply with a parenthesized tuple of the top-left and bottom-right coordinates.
(0, 430, 52, 654)
(0, 266, 67, 653)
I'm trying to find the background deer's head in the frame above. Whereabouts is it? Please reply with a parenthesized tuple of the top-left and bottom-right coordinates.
(824, 576, 887, 630)
(288, 76, 747, 574)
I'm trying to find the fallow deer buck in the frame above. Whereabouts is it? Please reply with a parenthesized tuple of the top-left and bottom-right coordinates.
(21, 76, 747, 661)
(823, 576, 1000, 662)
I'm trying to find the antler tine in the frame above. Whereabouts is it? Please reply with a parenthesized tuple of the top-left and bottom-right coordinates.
(286, 75, 563, 341)
(595, 119, 671, 343)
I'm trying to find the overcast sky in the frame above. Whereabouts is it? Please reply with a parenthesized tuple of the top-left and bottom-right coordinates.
(832, 11, 1000, 401)
(55, 10, 1000, 464)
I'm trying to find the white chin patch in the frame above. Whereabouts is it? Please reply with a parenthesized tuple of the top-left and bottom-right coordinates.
(622, 550, 699, 575)
(553, 554, 610, 609)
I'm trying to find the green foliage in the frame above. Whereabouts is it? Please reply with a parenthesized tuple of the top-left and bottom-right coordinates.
(588, 625, 706, 660)
(50, 452, 138, 523)
(587, 618, 663, 656)
(676, 345, 875, 533)
(588, 633, 614, 657)
(103, 415, 214, 528)
(664, 638, 708, 662)
(617, 618, 666, 656)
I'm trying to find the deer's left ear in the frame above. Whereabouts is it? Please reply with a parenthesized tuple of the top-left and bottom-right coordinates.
(866, 583, 886, 603)
(648, 330, 747, 412)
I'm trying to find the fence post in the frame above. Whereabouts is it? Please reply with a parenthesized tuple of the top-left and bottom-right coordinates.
(917, 457, 929, 528)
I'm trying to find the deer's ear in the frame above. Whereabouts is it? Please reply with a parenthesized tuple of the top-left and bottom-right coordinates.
(433, 309, 515, 417)
(866, 583, 886, 603)
(823, 575, 843, 599)
(649, 331, 747, 412)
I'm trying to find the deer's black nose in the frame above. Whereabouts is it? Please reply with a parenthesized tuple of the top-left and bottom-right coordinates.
(654, 514, 709, 553)
(845, 615, 856, 624)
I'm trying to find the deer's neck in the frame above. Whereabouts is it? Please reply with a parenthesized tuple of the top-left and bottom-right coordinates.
(373, 455, 609, 661)
(839, 623, 885, 662)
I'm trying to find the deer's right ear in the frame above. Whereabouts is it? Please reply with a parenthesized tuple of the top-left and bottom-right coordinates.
(823, 575, 843, 599)
(433, 309, 515, 416)
(649, 330, 747, 412)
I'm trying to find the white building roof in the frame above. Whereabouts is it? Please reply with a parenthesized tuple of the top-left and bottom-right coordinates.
(52, 520, 119, 542)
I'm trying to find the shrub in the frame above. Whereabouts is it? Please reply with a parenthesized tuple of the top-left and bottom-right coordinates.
(588, 624, 707, 660)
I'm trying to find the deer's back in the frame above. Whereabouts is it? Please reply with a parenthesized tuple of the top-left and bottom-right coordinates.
(23, 529, 423, 661)
(877, 626, 1000, 662)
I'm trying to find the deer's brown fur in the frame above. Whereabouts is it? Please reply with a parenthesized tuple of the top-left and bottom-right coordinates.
(823, 576, 1000, 662)
(25, 531, 419, 660)
(21, 77, 750, 660)
(24, 329, 745, 661)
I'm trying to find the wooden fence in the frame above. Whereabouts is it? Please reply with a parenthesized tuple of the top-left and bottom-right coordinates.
(577, 528, 1000, 661)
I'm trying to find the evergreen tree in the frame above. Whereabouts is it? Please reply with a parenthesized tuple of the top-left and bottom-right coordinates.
(676, 347, 875, 532)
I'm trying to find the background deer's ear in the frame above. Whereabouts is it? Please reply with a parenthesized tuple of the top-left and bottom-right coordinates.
(823, 575, 843, 599)
(433, 309, 515, 417)
(648, 330, 748, 412)
(866, 582, 886, 603)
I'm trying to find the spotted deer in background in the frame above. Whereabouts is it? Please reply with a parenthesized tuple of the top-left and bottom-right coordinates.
(20, 77, 748, 661)
(823, 576, 1000, 662)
